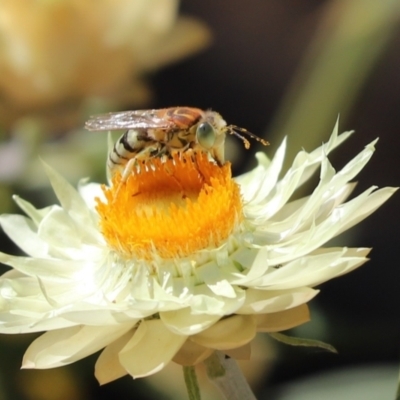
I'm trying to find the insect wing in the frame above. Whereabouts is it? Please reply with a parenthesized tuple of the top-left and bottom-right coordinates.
(85, 109, 173, 131)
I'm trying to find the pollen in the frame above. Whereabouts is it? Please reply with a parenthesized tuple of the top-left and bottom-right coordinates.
(96, 153, 243, 260)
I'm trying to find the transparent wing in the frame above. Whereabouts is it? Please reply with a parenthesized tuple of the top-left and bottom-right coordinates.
(85, 109, 173, 131)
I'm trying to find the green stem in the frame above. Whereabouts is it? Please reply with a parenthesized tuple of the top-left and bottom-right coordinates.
(183, 365, 201, 400)
(204, 351, 257, 400)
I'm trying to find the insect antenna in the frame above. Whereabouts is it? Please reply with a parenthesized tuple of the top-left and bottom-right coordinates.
(227, 125, 269, 149)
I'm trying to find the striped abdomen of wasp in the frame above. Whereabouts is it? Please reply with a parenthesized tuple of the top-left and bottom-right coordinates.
(85, 107, 269, 183)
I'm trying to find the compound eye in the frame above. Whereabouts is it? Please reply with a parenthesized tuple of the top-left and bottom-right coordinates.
(196, 122, 216, 149)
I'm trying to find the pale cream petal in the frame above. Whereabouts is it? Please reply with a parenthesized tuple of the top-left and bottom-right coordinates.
(95, 330, 134, 385)
(38, 207, 82, 249)
(256, 304, 310, 332)
(224, 343, 252, 360)
(244, 248, 370, 289)
(41, 163, 101, 243)
(235, 151, 271, 187)
(0, 251, 95, 281)
(185, 283, 245, 316)
(61, 309, 138, 326)
(242, 128, 354, 218)
(195, 261, 237, 297)
(236, 288, 318, 314)
(42, 162, 91, 220)
(12, 195, 53, 226)
(0, 312, 78, 334)
(22, 323, 135, 368)
(294, 126, 353, 187)
(237, 137, 287, 203)
(172, 339, 213, 366)
(78, 181, 104, 210)
(118, 319, 187, 378)
(0, 214, 49, 257)
(335, 187, 398, 235)
(191, 315, 257, 350)
(160, 308, 221, 335)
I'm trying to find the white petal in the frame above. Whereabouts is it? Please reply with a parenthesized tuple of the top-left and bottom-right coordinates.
(13, 195, 53, 226)
(195, 260, 237, 297)
(42, 161, 91, 218)
(234, 151, 271, 187)
(242, 129, 354, 220)
(189, 284, 245, 315)
(0, 311, 78, 334)
(0, 252, 96, 281)
(41, 163, 100, 242)
(245, 248, 370, 289)
(118, 319, 187, 378)
(38, 207, 82, 249)
(335, 187, 397, 235)
(0, 214, 49, 257)
(61, 309, 139, 326)
(191, 315, 257, 350)
(252, 188, 381, 264)
(237, 287, 318, 314)
(95, 330, 133, 385)
(78, 180, 105, 210)
(256, 304, 310, 332)
(294, 127, 354, 187)
(237, 137, 287, 203)
(172, 339, 213, 366)
(22, 322, 135, 368)
(160, 307, 221, 335)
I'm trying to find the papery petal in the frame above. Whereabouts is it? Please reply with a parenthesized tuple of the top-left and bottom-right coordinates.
(42, 162, 91, 220)
(95, 330, 134, 385)
(0, 252, 97, 281)
(237, 138, 287, 203)
(172, 339, 213, 366)
(224, 343, 251, 360)
(335, 187, 397, 235)
(22, 323, 135, 368)
(237, 287, 318, 314)
(118, 319, 187, 378)
(256, 304, 310, 332)
(42, 162, 100, 242)
(78, 180, 105, 210)
(160, 307, 222, 335)
(294, 123, 353, 187)
(187, 284, 245, 315)
(12, 195, 53, 226)
(244, 248, 370, 289)
(0, 311, 78, 334)
(191, 315, 257, 350)
(38, 207, 83, 249)
(0, 214, 49, 257)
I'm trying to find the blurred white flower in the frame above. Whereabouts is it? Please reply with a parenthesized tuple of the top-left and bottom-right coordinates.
(0, 0, 210, 127)
(0, 123, 395, 384)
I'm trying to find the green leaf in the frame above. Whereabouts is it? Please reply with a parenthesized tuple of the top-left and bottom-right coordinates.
(269, 332, 337, 353)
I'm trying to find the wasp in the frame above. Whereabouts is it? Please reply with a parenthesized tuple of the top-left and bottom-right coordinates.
(85, 107, 268, 181)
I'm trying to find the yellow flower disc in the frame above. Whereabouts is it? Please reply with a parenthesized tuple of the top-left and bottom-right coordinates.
(96, 153, 243, 260)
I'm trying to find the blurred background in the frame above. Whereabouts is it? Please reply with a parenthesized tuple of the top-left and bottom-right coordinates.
(0, 0, 399, 399)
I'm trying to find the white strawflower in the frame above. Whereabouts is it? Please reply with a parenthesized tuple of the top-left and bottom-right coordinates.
(0, 122, 396, 384)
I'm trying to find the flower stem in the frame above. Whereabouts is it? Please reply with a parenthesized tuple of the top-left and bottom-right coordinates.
(183, 366, 202, 400)
(204, 351, 257, 400)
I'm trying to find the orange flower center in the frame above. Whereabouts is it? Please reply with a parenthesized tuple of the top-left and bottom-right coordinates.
(96, 153, 243, 260)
